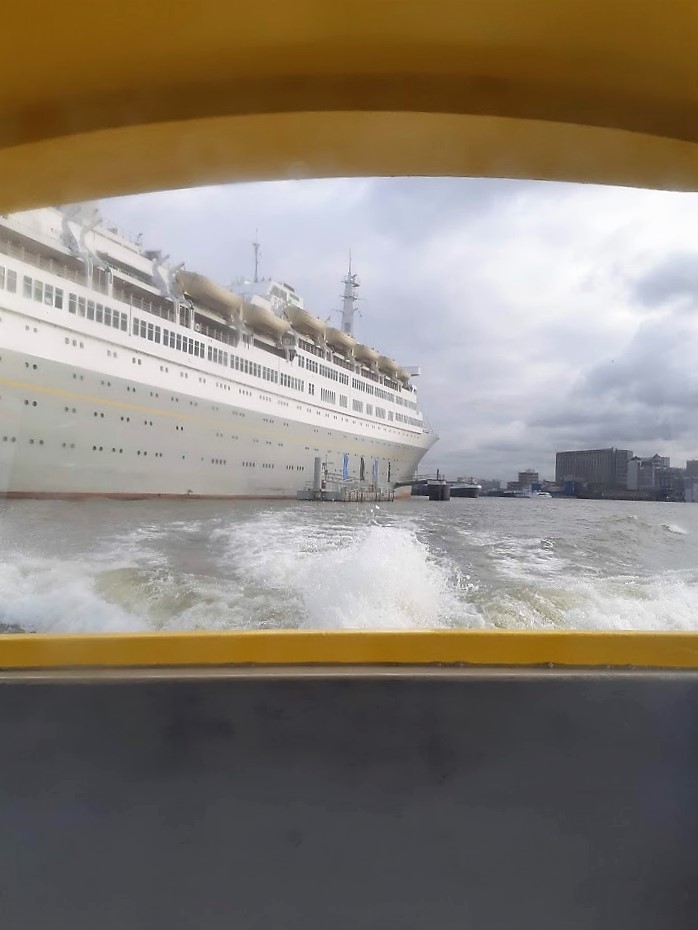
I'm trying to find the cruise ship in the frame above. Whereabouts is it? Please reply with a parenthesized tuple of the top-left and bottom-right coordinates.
(0, 205, 436, 498)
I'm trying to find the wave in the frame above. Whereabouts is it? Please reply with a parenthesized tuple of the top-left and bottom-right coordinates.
(1, 499, 698, 634)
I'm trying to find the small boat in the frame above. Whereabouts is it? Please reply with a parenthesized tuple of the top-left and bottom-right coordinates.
(377, 355, 399, 377)
(354, 344, 380, 366)
(285, 305, 327, 340)
(242, 297, 291, 339)
(450, 482, 481, 498)
(177, 270, 243, 319)
(325, 326, 357, 354)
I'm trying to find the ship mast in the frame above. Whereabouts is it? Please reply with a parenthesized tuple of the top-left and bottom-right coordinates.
(341, 252, 360, 336)
(252, 230, 260, 283)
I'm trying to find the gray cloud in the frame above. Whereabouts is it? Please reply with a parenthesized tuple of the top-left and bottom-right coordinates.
(633, 251, 698, 308)
(103, 179, 698, 483)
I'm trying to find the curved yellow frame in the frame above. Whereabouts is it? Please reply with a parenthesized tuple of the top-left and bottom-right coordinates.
(2, 1, 698, 211)
(2, 3, 697, 667)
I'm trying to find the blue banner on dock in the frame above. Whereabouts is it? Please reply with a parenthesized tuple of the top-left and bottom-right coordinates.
(343, 453, 349, 480)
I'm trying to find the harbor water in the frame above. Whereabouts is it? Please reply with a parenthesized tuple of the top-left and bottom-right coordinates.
(0, 498, 698, 633)
(2, 497, 698, 633)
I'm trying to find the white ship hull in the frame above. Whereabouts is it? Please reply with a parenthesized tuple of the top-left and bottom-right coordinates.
(0, 213, 436, 498)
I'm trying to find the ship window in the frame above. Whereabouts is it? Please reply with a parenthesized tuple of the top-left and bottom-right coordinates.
(0, 267, 4, 289)
(87, 300, 95, 320)
(95, 304, 103, 323)
(147, 322, 154, 341)
(68, 294, 77, 314)
(188, 338, 194, 354)
(23, 276, 32, 298)
(33, 280, 43, 302)
(55, 288, 63, 310)
(104, 307, 112, 327)
(133, 317, 140, 335)
(43, 285, 53, 306)
(6, 270, 16, 293)
(139, 320, 147, 339)
(154, 326, 161, 344)
(112, 312, 120, 329)
(78, 297, 86, 317)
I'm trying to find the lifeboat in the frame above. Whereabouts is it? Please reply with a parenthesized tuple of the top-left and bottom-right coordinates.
(378, 355, 399, 378)
(177, 270, 242, 319)
(325, 327, 356, 354)
(285, 306, 327, 340)
(242, 297, 291, 340)
(354, 344, 379, 366)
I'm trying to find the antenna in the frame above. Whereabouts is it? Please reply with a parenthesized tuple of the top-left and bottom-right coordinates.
(340, 251, 361, 336)
(252, 230, 260, 283)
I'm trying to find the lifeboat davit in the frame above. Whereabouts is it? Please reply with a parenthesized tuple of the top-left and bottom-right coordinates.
(285, 306, 326, 340)
(177, 270, 242, 319)
(354, 344, 379, 366)
(242, 297, 291, 340)
(378, 355, 399, 377)
(325, 327, 356, 354)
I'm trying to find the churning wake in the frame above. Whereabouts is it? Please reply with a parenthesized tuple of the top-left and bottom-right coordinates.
(1, 498, 697, 633)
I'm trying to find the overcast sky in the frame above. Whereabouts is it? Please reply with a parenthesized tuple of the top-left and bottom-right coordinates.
(102, 178, 698, 481)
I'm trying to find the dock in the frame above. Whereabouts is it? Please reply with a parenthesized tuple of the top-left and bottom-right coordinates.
(297, 474, 395, 502)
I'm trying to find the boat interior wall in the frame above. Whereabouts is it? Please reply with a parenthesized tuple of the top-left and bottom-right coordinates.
(1, 665, 697, 928)
(3, 3, 698, 212)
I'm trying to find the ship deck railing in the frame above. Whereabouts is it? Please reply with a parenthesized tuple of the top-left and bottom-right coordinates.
(0, 234, 171, 319)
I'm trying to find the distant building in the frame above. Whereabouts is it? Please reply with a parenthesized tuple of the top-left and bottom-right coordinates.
(555, 448, 632, 490)
(518, 469, 539, 489)
(686, 460, 698, 478)
(627, 454, 672, 492)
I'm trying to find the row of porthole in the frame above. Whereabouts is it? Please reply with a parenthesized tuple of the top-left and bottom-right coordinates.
(12, 368, 409, 444)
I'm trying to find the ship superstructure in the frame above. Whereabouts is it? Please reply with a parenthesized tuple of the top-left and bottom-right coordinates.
(0, 206, 436, 498)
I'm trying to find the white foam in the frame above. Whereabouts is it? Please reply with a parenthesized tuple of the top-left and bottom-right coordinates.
(662, 523, 689, 536)
(0, 556, 147, 633)
(218, 515, 480, 630)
